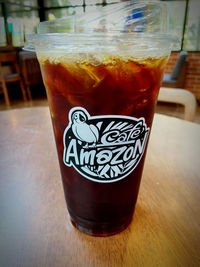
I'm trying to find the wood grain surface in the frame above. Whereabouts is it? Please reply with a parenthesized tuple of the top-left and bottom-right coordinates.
(0, 107, 200, 267)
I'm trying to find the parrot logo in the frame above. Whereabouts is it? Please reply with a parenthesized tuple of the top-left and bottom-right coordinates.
(71, 109, 99, 148)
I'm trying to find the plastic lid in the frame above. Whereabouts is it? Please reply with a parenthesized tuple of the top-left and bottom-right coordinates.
(24, 1, 178, 54)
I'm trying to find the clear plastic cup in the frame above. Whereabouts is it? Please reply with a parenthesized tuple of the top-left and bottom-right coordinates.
(24, 1, 174, 236)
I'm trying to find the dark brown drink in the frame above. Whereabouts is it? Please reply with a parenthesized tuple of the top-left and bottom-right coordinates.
(38, 53, 168, 236)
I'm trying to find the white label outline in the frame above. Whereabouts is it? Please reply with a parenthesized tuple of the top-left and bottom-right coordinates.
(63, 106, 150, 183)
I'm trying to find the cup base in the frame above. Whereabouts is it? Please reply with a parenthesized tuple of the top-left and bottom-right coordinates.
(69, 211, 134, 237)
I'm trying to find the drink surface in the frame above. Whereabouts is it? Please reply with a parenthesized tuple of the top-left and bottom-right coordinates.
(38, 53, 168, 235)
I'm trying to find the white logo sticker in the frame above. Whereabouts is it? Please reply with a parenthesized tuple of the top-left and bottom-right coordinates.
(63, 107, 149, 183)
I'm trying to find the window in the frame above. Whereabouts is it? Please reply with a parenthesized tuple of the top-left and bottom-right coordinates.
(0, 5, 7, 46)
(1, 1, 39, 47)
(45, 7, 84, 20)
(183, 0, 200, 51)
(165, 1, 186, 51)
(44, 0, 83, 8)
(163, 0, 200, 51)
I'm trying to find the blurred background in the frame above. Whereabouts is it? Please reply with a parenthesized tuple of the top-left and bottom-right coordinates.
(0, 0, 200, 122)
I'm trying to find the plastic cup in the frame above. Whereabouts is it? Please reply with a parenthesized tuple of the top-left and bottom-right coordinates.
(24, 2, 173, 236)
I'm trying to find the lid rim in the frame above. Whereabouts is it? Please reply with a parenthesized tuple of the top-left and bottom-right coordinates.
(25, 32, 177, 41)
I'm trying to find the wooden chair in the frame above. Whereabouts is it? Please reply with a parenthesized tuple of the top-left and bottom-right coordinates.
(0, 52, 27, 106)
(162, 51, 188, 88)
(157, 87, 197, 122)
(19, 51, 43, 100)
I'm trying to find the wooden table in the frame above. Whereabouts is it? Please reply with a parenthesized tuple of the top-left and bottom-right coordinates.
(0, 107, 200, 267)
